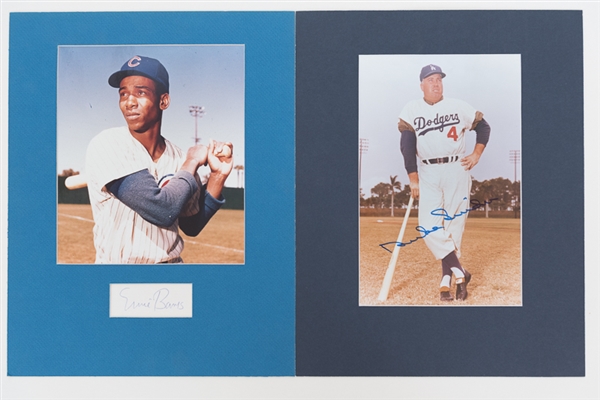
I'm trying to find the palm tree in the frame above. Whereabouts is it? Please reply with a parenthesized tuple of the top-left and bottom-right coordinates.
(387, 175, 401, 217)
(234, 165, 244, 188)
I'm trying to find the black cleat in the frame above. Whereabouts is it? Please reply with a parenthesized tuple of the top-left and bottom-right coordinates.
(455, 270, 472, 301)
(440, 290, 454, 301)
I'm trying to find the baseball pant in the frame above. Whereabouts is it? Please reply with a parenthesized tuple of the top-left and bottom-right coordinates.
(418, 159, 472, 260)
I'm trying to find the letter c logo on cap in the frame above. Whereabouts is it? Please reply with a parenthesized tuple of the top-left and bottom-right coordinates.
(128, 56, 142, 68)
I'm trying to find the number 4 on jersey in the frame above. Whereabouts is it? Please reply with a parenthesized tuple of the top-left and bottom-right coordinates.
(447, 126, 458, 141)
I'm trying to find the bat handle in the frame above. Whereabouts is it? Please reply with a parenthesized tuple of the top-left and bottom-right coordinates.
(64, 174, 88, 190)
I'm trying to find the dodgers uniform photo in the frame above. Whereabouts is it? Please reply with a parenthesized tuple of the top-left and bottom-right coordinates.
(398, 64, 491, 301)
(358, 55, 521, 307)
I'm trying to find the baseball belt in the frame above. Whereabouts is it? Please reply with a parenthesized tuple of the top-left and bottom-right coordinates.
(422, 155, 460, 165)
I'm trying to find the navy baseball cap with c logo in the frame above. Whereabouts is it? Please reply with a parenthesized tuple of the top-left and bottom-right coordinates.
(108, 55, 170, 93)
(420, 64, 446, 81)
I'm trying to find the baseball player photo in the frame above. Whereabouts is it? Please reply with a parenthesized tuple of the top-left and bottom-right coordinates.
(359, 55, 522, 306)
(57, 46, 245, 264)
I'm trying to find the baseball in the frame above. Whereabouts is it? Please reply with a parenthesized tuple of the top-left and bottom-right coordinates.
(214, 143, 233, 158)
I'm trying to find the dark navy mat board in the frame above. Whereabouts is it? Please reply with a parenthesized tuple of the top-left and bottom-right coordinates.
(296, 10, 584, 376)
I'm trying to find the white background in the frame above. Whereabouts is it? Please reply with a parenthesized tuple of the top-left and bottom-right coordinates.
(1, 1, 598, 399)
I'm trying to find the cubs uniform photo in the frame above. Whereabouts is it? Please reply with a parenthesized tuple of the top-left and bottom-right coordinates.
(57, 46, 245, 265)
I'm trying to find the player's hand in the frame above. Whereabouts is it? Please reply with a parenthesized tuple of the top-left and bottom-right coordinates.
(461, 152, 481, 171)
(409, 182, 419, 199)
(184, 144, 209, 171)
(207, 139, 234, 177)
(408, 172, 419, 199)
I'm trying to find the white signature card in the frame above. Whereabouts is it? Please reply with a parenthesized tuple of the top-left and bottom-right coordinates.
(109, 284, 193, 318)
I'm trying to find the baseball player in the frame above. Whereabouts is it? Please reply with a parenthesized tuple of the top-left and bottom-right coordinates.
(398, 64, 490, 301)
(85, 55, 233, 264)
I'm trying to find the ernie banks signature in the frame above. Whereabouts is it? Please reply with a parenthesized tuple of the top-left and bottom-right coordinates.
(119, 287, 185, 312)
(378, 198, 499, 253)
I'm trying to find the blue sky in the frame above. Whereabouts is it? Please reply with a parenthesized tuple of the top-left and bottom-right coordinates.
(359, 54, 521, 194)
(57, 45, 245, 187)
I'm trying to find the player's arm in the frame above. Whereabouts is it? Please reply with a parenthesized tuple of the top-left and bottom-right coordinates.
(178, 140, 233, 237)
(461, 112, 491, 171)
(398, 118, 420, 199)
(178, 183, 225, 237)
(106, 169, 200, 227)
(105, 145, 210, 228)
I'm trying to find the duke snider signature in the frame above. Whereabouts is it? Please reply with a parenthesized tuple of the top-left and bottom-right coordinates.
(378, 198, 499, 253)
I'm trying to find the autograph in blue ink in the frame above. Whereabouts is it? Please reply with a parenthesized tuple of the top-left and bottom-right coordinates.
(379, 198, 498, 253)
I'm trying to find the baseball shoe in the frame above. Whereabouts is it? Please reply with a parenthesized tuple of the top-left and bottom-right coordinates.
(439, 286, 453, 301)
(440, 290, 454, 301)
(455, 270, 471, 301)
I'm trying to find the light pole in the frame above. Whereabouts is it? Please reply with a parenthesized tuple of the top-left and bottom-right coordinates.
(359, 138, 369, 193)
(509, 150, 521, 218)
(189, 105, 205, 145)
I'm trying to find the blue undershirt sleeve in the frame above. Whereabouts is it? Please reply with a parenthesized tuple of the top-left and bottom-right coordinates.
(178, 185, 225, 237)
(400, 130, 418, 174)
(106, 169, 198, 228)
(474, 118, 491, 146)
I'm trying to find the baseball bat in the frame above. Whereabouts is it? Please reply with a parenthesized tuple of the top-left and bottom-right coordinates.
(377, 196, 414, 302)
(65, 174, 88, 190)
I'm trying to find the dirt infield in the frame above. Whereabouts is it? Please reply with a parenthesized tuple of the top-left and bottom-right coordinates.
(58, 204, 244, 264)
(360, 216, 521, 306)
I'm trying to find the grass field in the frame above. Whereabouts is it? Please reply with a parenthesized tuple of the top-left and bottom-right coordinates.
(360, 216, 521, 306)
(58, 204, 244, 264)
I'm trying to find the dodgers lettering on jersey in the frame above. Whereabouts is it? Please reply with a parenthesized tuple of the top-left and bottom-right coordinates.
(85, 126, 201, 264)
(413, 112, 460, 136)
(399, 98, 478, 160)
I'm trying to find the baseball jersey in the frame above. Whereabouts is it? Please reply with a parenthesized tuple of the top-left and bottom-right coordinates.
(399, 97, 478, 160)
(85, 126, 201, 264)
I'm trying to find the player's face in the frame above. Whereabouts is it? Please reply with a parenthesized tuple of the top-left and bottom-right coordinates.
(118, 75, 169, 133)
(420, 73, 444, 104)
